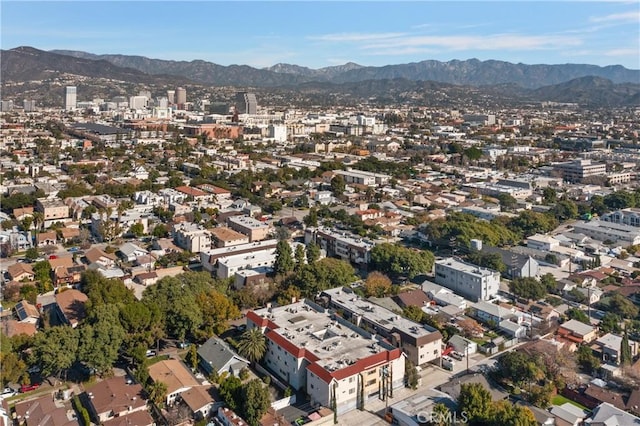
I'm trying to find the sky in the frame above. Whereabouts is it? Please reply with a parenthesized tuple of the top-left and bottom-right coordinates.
(2, 1, 639, 70)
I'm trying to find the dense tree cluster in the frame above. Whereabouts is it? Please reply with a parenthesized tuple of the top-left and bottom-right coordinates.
(457, 383, 536, 425)
(370, 243, 434, 279)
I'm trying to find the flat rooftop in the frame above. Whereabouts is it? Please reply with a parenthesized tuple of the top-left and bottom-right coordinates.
(315, 227, 375, 250)
(435, 257, 497, 278)
(210, 227, 248, 242)
(228, 215, 269, 229)
(322, 287, 439, 340)
(253, 300, 394, 372)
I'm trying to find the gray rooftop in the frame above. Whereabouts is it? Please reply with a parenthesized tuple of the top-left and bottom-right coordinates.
(197, 336, 248, 372)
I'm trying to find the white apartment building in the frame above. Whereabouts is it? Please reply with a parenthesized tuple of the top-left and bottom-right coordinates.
(200, 239, 279, 273)
(321, 287, 443, 367)
(601, 208, 640, 228)
(172, 222, 212, 253)
(434, 258, 501, 302)
(305, 227, 374, 265)
(247, 299, 405, 415)
(572, 220, 640, 246)
(216, 248, 276, 279)
(335, 169, 391, 186)
(267, 124, 287, 142)
(527, 234, 560, 251)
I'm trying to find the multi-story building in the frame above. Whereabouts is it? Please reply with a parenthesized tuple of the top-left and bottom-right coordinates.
(200, 239, 278, 273)
(335, 169, 391, 186)
(305, 227, 374, 265)
(172, 222, 212, 253)
(235, 91, 258, 114)
(552, 159, 606, 183)
(320, 287, 443, 367)
(226, 215, 270, 242)
(216, 248, 276, 279)
(175, 87, 187, 106)
(434, 258, 501, 302)
(246, 299, 405, 415)
(210, 227, 250, 248)
(601, 208, 640, 228)
(65, 86, 77, 111)
(36, 198, 70, 222)
(572, 220, 640, 246)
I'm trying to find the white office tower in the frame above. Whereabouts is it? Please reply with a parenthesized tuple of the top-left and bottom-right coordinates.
(129, 96, 148, 110)
(65, 86, 77, 111)
(268, 124, 287, 142)
(167, 90, 175, 104)
(157, 97, 169, 108)
(23, 100, 36, 112)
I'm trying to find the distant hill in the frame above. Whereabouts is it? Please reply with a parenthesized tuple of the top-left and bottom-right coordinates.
(1, 46, 190, 85)
(51, 48, 639, 89)
(2, 47, 639, 108)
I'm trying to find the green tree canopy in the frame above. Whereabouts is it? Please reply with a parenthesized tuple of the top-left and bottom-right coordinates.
(370, 243, 434, 279)
(240, 379, 271, 426)
(78, 304, 126, 375)
(458, 383, 493, 423)
(274, 240, 294, 275)
(31, 326, 79, 379)
(237, 328, 267, 365)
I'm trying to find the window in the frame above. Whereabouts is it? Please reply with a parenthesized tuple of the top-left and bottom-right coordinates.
(310, 384, 314, 389)
(349, 388, 356, 394)
(420, 354, 424, 359)
(366, 379, 376, 386)
(349, 377, 354, 383)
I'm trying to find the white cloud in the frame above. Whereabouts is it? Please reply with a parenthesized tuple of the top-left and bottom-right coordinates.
(603, 48, 640, 57)
(308, 32, 407, 42)
(590, 10, 640, 23)
(365, 47, 440, 56)
(362, 34, 583, 51)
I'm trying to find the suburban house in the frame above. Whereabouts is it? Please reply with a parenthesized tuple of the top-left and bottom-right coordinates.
(14, 394, 78, 426)
(557, 319, 598, 345)
(179, 385, 219, 421)
(118, 242, 149, 262)
(148, 359, 200, 406)
(590, 333, 639, 365)
(85, 377, 149, 424)
(36, 230, 57, 247)
(197, 337, 250, 378)
(54, 289, 88, 328)
(7, 262, 34, 282)
(84, 247, 117, 268)
(15, 299, 40, 324)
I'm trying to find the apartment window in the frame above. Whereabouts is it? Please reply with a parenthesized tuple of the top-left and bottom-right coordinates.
(366, 379, 376, 386)
(310, 384, 314, 389)
(420, 354, 425, 359)
(434, 349, 438, 355)
(349, 377, 354, 383)
(349, 388, 356, 394)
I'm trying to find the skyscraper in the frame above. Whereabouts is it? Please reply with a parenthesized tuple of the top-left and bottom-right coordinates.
(65, 86, 77, 111)
(175, 87, 186, 106)
(235, 92, 258, 114)
(167, 90, 175, 104)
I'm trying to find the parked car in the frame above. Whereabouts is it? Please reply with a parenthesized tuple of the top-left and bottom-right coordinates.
(145, 350, 157, 357)
(20, 383, 41, 393)
(27, 365, 41, 374)
(178, 341, 191, 349)
(451, 351, 464, 361)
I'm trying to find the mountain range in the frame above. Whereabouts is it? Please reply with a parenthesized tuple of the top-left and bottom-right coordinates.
(2, 47, 639, 107)
(51, 48, 639, 89)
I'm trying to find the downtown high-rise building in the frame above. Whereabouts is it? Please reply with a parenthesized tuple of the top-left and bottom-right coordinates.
(23, 100, 37, 112)
(167, 90, 175, 104)
(175, 87, 187, 106)
(235, 91, 258, 114)
(65, 86, 77, 111)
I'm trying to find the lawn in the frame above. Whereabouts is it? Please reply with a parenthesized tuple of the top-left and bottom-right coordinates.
(552, 394, 588, 411)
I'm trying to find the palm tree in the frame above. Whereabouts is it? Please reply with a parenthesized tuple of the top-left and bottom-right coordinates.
(237, 328, 266, 366)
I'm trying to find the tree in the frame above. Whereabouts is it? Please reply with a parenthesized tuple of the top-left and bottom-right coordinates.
(129, 223, 145, 237)
(25, 247, 39, 261)
(489, 400, 537, 426)
(0, 352, 27, 386)
(306, 242, 321, 264)
(509, 277, 546, 301)
(186, 344, 199, 371)
(599, 312, 622, 334)
(196, 290, 240, 337)
(237, 328, 266, 365)
(467, 252, 506, 273)
(364, 271, 392, 298)
(152, 223, 169, 238)
(566, 308, 590, 324)
(304, 208, 318, 227)
(240, 379, 271, 426)
(403, 305, 425, 323)
(78, 304, 126, 375)
(148, 380, 168, 407)
(621, 332, 632, 367)
(405, 359, 419, 390)
(330, 175, 346, 197)
(31, 326, 79, 379)
(219, 375, 242, 411)
(577, 345, 601, 373)
(294, 244, 306, 271)
(274, 240, 294, 275)
(33, 260, 53, 293)
(497, 194, 517, 211)
(457, 383, 492, 423)
(276, 286, 302, 306)
(431, 403, 451, 426)
(550, 200, 578, 222)
(608, 293, 639, 319)
(542, 187, 557, 204)
(370, 243, 434, 279)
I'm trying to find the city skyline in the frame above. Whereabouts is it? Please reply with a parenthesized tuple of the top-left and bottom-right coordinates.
(1, 1, 639, 70)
